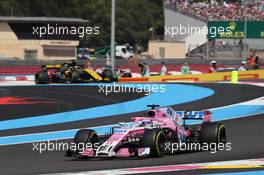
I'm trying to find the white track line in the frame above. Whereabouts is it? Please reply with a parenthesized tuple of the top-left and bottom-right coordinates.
(42, 158, 264, 175)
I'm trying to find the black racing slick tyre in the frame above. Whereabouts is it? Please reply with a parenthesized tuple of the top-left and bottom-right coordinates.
(35, 71, 49, 84)
(141, 129, 166, 157)
(102, 69, 114, 80)
(66, 129, 98, 157)
(70, 70, 80, 83)
(200, 122, 226, 145)
(74, 129, 99, 146)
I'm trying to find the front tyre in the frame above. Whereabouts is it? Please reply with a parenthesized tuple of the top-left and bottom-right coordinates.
(65, 129, 98, 156)
(74, 129, 98, 146)
(141, 129, 166, 157)
(35, 71, 49, 84)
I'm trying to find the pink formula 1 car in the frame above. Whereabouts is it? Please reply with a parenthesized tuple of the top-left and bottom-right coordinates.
(66, 105, 226, 158)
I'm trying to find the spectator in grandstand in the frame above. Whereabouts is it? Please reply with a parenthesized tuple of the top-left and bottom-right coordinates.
(181, 62, 190, 74)
(238, 61, 247, 71)
(247, 49, 259, 70)
(160, 62, 167, 76)
(171, 0, 264, 21)
(209, 60, 217, 73)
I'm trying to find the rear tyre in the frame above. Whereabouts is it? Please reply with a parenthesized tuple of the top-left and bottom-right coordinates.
(200, 122, 226, 145)
(141, 129, 166, 157)
(102, 69, 113, 80)
(35, 71, 49, 84)
(70, 70, 80, 83)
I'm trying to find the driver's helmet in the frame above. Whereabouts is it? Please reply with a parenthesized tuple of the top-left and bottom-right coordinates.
(70, 60, 77, 67)
(210, 60, 216, 65)
(41, 65, 47, 71)
(62, 63, 69, 67)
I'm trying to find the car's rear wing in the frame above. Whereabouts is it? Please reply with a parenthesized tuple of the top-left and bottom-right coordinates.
(175, 111, 212, 123)
(175, 111, 204, 120)
(159, 107, 212, 124)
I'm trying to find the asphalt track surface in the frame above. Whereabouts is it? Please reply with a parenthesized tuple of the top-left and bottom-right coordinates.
(2, 83, 264, 137)
(0, 86, 145, 120)
(0, 83, 264, 175)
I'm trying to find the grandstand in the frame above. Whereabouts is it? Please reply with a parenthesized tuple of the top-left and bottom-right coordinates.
(166, 0, 264, 21)
(164, 0, 264, 59)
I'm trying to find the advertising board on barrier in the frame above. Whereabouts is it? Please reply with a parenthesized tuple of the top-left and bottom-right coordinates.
(207, 21, 264, 39)
(118, 70, 264, 83)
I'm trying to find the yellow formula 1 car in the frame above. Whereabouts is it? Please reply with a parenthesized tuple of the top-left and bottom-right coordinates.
(35, 62, 115, 84)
